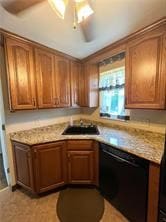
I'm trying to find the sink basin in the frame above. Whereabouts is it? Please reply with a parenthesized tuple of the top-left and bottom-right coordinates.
(62, 125, 100, 135)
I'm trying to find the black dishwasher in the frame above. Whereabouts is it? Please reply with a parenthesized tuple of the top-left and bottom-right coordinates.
(99, 143, 149, 222)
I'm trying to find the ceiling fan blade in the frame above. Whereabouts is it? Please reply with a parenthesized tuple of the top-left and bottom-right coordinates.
(1, 0, 45, 14)
(80, 15, 95, 42)
(48, 0, 68, 19)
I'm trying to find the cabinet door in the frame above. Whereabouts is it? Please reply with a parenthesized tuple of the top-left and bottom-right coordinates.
(87, 63, 99, 107)
(34, 142, 67, 193)
(5, 37, 37, 110)
(78, 64, 88, 106)
(68, 151, 95, 184)
(35, 48, 55, 108)
(12, 142, 34, 192)
(125, 32, 166, 109)
(79, 63, 99, 107)
(54, 56, 71, 107)
(70, 61, 82, 107)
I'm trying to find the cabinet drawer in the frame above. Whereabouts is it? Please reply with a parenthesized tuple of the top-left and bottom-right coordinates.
(67, 140, 94, 150)
(33, 141, 65, 150)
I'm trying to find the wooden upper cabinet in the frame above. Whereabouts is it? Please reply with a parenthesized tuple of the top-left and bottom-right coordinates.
(35, 48, 55, 108)
(79, 63, 99, 107)
(33, 142, 67, 193)
(70, 61, 82, 107)
(54, 56, 71, 107)
(88, 63, 99, 107)
(78, 64, 87, 106)
(5, 37, 37, 110)
(125, 31, 166, 109)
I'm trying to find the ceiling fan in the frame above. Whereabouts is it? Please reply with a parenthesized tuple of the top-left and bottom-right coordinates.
(1, 0, 95, 42)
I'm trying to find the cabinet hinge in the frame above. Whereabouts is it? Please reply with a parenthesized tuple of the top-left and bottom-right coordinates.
(2, 124, 5, 131)
(7, 168, 10, 173)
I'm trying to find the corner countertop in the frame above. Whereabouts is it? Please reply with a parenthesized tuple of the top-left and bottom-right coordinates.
(10, 122, 165, 165)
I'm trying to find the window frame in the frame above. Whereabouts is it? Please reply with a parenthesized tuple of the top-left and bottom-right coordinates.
(99, 65, 130, 121)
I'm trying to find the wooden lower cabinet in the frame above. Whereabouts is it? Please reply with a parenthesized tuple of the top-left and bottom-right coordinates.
(33, 142, 67, 193)
(12, 140, 98, 194)
(67, 140, 99, 185)
(12, 139, 159, 222)
(12, 142, 35, 192)
(68, 151, 95, 184)
(147, 162, 160, 222)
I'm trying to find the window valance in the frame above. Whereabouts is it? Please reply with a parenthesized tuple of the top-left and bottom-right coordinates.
(99, 67, 125, 91)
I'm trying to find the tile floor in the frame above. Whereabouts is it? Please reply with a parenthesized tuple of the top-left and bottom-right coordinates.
(0, 187, 129, 222)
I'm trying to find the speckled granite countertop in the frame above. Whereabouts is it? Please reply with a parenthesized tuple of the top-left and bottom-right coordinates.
(10, 121, 165, 164)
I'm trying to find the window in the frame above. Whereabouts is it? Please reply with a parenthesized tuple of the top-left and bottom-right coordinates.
(99, 53, 129, 120)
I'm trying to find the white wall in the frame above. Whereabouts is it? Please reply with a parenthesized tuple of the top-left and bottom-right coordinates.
(0, 43, 10, 184)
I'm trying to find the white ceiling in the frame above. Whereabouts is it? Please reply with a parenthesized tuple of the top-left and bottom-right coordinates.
(0, 0, 166, 59)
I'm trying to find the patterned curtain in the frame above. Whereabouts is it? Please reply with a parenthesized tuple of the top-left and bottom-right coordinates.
(99, 67, 125, 118)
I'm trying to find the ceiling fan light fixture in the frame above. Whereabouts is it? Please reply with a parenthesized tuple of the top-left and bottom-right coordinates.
(76, 0, 94, 23)
(48, 0, 68, 19)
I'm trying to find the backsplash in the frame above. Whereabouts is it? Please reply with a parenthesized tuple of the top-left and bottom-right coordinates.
(5, 108, 82, 133)
(81, 108, 166, 134)
(5, 107, 166, 134)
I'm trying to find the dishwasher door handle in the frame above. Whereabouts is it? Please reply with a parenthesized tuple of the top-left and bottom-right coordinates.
(102, 149, 140, 168)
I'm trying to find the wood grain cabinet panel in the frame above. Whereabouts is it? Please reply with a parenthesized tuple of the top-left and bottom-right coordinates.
(78, 64, 87, 106)
(125, 32, 166, 109)
(12, 140, 99, 193)
(33, 142, 67, 193)
(147, 162, 160, 222)
(68, 150, 95, 184)
(5, 37, 37, 110)
(35, 48, 55, 108)
(67, 140, 94, 150)
(79, 63, 99, 107)
(67, 140, 98, 185)
(70, 61, 82, 107)
(88, 63, 99, 107)
(12, 142, 34, 192)
(54, 56, 71, 107)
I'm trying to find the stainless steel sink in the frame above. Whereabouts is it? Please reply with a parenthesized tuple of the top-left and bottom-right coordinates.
(62, 125, 100, 135)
